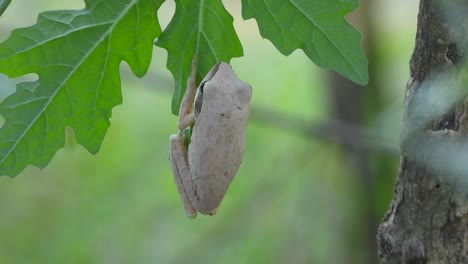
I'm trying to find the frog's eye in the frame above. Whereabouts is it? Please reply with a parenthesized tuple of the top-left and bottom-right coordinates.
(199, 80, 207, 94)
(194, 87, 204, 118)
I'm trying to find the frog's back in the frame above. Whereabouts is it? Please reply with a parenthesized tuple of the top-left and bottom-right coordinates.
(188, 63, 251, 214)
(189, 107, 248, 214)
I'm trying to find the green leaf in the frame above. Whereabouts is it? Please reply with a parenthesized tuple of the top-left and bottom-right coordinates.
(242, 0, 368, 85)
(0, 0, 163, 177)
(155, 0, 243, 114)
(0, 0, 12, 17)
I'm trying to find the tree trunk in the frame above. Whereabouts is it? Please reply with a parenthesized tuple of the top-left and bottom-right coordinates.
(377, 0, 468, 263)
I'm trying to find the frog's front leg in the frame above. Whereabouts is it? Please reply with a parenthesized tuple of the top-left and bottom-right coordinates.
(170, 134, 198, 218)
(177, 57, 198, 130)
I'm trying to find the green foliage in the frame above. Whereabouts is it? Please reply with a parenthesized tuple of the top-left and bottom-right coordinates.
(0, 0, 163, 176)
(242, 0, 368, 85)
(0, 0, 11, 17)
(155, 0, 243, 114)
(0, 0, 367, 177)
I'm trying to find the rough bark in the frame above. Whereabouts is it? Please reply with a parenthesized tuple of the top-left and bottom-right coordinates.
(378, 0, 468, 263)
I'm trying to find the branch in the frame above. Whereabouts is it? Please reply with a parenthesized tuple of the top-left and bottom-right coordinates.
(122, 67, 399, 156)
(250, 105, 399, 155)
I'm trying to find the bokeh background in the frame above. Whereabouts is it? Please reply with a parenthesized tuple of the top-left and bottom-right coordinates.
(0, 1, 418, 263)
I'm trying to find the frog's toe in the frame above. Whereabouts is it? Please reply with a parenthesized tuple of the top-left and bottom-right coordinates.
(208, 207, 218, 216)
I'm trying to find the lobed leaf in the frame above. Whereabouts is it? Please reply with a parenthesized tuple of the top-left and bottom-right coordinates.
(242, 0, 368, 85)
(0, 0, 164, 177)
(155, 0, 244, 114)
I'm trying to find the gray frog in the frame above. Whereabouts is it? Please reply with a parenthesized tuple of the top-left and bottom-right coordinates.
(169, 58, 252, 218)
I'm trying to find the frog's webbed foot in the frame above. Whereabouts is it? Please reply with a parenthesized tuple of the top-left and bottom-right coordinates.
(178, 113, 195, 131)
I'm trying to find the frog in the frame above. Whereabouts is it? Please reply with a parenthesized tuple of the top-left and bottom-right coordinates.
(169, 57, 252, 218)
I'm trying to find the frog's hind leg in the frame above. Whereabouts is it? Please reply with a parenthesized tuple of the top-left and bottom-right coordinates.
(170, 134, 197, 218)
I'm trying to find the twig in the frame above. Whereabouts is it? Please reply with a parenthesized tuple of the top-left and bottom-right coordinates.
(250, 105, 399, 156)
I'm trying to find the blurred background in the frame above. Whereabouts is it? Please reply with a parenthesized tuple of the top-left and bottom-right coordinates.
(0, 1, 418, 263)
